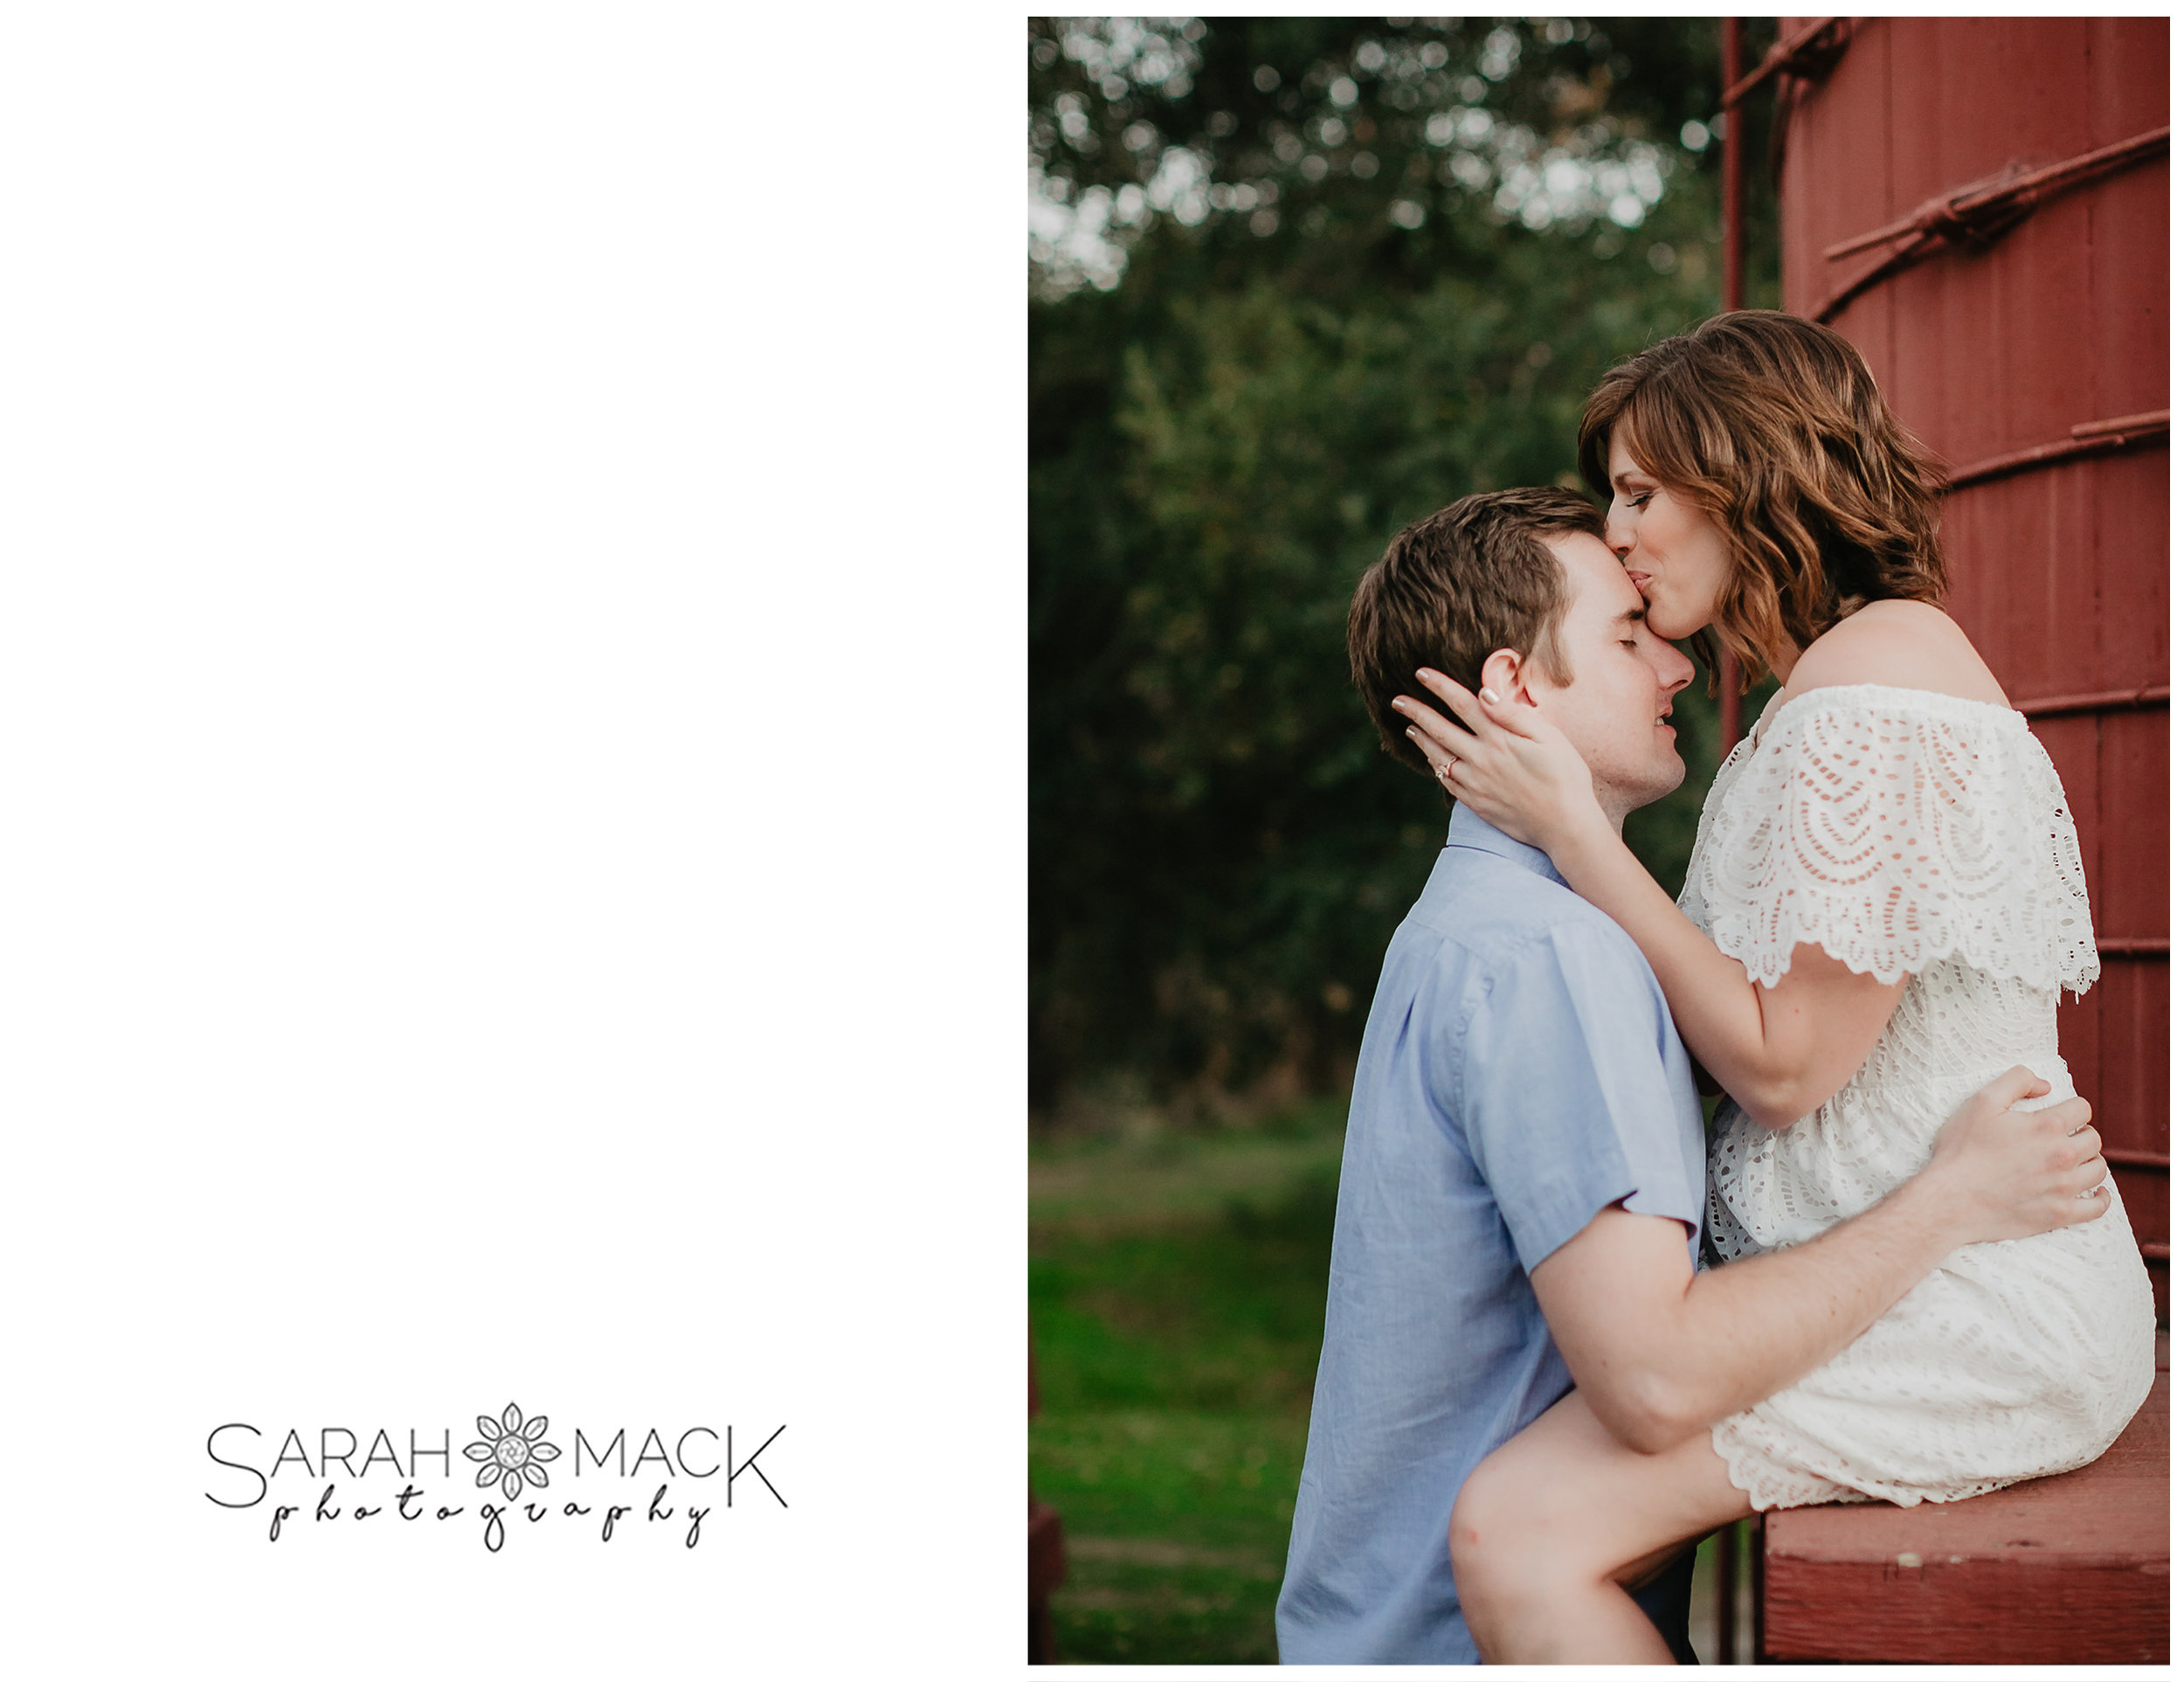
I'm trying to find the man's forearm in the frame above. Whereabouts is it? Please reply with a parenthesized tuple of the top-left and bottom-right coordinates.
(1539, 1069, 2102, 1456)
(1648, 1174, 1958, 1442)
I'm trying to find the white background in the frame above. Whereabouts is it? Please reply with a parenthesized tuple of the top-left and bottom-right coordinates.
(0, 8, 1026, 1675)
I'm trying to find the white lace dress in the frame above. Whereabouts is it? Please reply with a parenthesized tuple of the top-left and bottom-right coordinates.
(1682, 683, 2156, 1510)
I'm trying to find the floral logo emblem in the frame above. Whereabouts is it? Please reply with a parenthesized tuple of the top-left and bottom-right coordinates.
(464, 1402, 562, 1501)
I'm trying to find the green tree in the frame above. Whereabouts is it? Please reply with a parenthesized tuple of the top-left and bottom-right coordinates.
(1031, 17, 1779, 1118)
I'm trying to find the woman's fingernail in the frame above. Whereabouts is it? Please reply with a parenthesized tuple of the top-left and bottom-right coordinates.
(1479, 688, 1501, 705)
(1406, 727, 1418, 738)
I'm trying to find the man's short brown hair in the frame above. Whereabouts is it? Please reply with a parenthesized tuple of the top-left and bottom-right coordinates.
(1348, 488, 1605, 779)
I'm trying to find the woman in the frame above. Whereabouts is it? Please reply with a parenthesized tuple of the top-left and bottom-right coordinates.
(1396, 311, 2156, 1663)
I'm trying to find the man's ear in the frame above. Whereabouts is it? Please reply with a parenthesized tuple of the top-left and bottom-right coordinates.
(1479, 647, 1536, 706)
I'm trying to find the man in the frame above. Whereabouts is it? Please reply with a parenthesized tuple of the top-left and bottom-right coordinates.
(1274, 488, 2105, 1664)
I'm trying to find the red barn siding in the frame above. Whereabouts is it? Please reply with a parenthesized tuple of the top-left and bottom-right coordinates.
(1777, 16, 2169, 1301)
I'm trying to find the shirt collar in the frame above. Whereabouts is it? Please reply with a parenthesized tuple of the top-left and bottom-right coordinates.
(1443, 801, 1565, 886)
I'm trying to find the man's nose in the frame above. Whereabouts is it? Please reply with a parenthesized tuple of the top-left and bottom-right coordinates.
(1660, 647, 1695, 696)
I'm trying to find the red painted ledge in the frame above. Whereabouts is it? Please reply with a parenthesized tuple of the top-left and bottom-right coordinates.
(1762, 1338, 2169, 1665)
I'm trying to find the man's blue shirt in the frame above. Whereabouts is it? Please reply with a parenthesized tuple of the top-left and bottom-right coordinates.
(1275, 804, 1705, 1665)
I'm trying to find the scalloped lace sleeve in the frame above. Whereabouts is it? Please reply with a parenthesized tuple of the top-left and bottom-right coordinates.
(1676, 689, 2099, 995)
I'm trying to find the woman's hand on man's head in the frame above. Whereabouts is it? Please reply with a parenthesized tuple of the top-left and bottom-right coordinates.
(1393, 668, 1601, 855)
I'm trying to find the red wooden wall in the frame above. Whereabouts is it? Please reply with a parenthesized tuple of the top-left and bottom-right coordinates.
(1776, 17, 2169, 1310)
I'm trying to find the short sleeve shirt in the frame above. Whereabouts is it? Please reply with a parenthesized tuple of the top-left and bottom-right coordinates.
(1275, 805, 1705, 1665)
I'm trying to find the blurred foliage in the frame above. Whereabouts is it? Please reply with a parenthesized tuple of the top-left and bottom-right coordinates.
(1031, 17, 1781, 1118)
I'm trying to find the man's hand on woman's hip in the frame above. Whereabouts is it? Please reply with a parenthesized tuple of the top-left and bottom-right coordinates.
(1918, 1066, 2109, 1247)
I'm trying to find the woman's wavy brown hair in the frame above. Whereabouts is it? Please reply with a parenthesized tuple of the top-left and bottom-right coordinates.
(1577, 310, 1949, 691)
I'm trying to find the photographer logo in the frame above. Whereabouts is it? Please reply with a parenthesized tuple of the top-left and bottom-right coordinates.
(205, 1401, 785, 1552)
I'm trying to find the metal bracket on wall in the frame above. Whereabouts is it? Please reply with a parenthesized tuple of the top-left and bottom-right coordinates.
(1720, 16, 1849, 111)
(1944, 409, 2170, 492)
(1817, 128, 2170, 322)
(1717, 16, 1856, 194)
(2013, 682, 2169, 720)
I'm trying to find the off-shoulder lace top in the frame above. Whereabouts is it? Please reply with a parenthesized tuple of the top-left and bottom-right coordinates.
(1678, 683, 2098, 998)
(1677, 683, 2151, 1511)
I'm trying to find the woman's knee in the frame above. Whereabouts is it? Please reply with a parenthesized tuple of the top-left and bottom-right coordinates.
(1448, 1449, 1558, 1600)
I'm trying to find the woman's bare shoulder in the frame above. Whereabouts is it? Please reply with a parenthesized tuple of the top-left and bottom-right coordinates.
(1781, 601, 2009, 706)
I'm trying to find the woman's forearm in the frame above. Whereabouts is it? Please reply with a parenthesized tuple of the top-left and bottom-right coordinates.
(1397, 668, 1905, 1123)
(1546, 813, 1794, 1122)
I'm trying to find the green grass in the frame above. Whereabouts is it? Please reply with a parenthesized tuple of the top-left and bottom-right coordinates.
(1031, 1112, 1344, 1664)
(1030, 1108, 1744, 1664)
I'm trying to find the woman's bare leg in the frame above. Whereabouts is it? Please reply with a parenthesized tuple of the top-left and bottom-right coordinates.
(1449, 1388, 1754, 1664)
